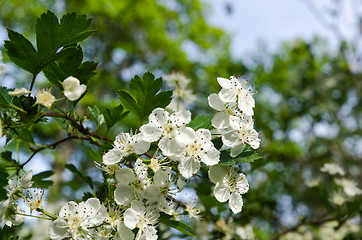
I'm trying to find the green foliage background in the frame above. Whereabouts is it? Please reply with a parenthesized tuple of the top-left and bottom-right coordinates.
(0, 0, 361, 239)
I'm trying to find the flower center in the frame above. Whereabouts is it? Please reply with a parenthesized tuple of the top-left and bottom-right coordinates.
(163, 123, 177, 137)
(187, 143, 199, 157)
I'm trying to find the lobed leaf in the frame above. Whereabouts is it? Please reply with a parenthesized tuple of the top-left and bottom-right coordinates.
(187, 115, 213, 130)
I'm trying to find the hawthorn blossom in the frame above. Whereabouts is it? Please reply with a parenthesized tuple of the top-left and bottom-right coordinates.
(320, 163, 345, 176)
(8, 87, 31, 96)
(0, 199, 25, 227)
(103, 132, 150, 165)
(208, 93, 241, 129)
(334, 178, 362, 197)
(209, 165, 249, 214)
(6, 171, 33, 201)
(217, 76, 255, 116)
(123, 200, 160, 240)
(221, 114, 260, 157)
(35, 88, 56, 108)
(175, 128, 220, 179)
(114, 159, 150, 205)
(24, 188, 44, 213)
(140, 108, 194, 157)
(163, 72, 190, 88)
(62, 76, 87, 101)
(49, 198, 107, 240)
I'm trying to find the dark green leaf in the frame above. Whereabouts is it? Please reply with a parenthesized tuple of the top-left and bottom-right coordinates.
(117, 72, 172, 125)
(0, 167, 9, 201)
(159, 213, 195, 238)
(219, 146, 263, 165)
(0, 87, 14, 107)
(88, 106, 102, 126)
(4, 29, 39, 74)
(102, 105, 128, 129)
(187, 115, 213, 129)
(32, 171, 54, 188)
(65, 163, 94, 190)
(0, 225, 18, 240)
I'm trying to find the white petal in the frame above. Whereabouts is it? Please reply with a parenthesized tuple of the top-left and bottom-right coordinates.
(103, 148, 124, 165)
(140, 123, 163, 142)
(124, 208, 139, 229)
(169, 109, 191, 126)
(115, 184, 135, 206)
(218, 89, 236, 103)
(149, 108, 169, 126)
(230, 143, 245, 157)
(208, 165, 228, 183)
(134, 139, 151, 154)
(59, 201, 78, 219)
(208, 93, 225, 111)
(213, 182, 230, 202)
(236, 173, 249, 194)
(143, 185, 161, 200)
(199, 147, 220, 166)
(221, 130, 239, 147)
(178, 156, 200, 179)
(217, 77, 232, 89)
(115, 168, 135, 184)
(212, 112, 230, 129)
(238, 92, 255, 116)
(153, 169, 170, 187)
(229, 115, 242, 130)
(143, 226, 158, 240)
(118, 222, 135, 240)
(196, 128, 211, 141)
(49, 219, 69, 240)
(159, 137, 184, 157)
(229, 192, 243, 214)
(176, 126, 196, 145)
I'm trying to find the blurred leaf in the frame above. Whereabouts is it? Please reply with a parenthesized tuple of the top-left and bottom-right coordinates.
(65, 163, 94, 190)
(187, 115, 213, 129)
(0, 225, 18, 240)
(88, 106, 102, 126)
(0, 167, 9, 201)
(159, 213, 195, 238)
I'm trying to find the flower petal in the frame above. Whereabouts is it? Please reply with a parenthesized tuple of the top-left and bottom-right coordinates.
(213, 182, 230, 202)
(208, 93, 225, 111)
(178, 156, 200, 179)
(229, 192, 243, 214)
(217, 77, 232, 89)
(115, 184, 135, 206)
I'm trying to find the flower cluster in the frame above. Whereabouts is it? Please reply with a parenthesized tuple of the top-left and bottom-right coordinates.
(164, 72, 196, 111)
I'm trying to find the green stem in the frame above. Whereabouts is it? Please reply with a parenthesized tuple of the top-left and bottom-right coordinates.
(16, 212, 53, 220)
(28, 73, 37, 93)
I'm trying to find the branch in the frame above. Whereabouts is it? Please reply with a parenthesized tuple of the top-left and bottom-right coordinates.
(41, 112, 113, 144)
(271, 216, 336, 240)
(21, 135, 90, 167)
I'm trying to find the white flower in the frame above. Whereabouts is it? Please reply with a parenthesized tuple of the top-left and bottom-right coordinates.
(24, 188, 44, 213)
(0, 199, 25, 227)
(114, 160, 151, 205)
(144, 169, 175, 207)
(62, 76, 87, 101)
(117, 222, 135, 240)
(330, 191, 346, 206)
(8, 87, 31, 96)
(175, 128, 220, 179)
(49, 198, 107, 239)
(124, 200, 159, 240)
(334, 178, 362, 197)
(320, 163, 345, 176)
(221, 115, 260, 157)
(208, 93, 241, 129)
(209, 165, 249, 214)
(140, 108, 194, 157)
(185, 199, 201, 220)
(35, 88, 56, 108)
(6, 170, 33, 201)
(103, 132, 150, 165)
(163, 72, 190, 88)
(217, 76, 255, 116)
(173, 88, 196, 104)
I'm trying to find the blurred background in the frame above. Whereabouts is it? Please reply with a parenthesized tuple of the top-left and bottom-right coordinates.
(0, 0, 361, 239)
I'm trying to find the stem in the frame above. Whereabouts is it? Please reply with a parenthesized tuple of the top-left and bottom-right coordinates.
(38, 208, 58, 220)
(28, 74, 37, 93)
(15, 212, 53, 220)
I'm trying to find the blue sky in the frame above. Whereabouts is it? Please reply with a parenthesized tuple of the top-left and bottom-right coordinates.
(206, 0, 358, 56)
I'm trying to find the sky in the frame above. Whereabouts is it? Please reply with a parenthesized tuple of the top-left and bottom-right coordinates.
(206, 0, 359, 57)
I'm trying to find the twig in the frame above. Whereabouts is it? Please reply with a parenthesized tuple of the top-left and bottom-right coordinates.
(21, 135, 90, 167)
(41, 112, 113, 144)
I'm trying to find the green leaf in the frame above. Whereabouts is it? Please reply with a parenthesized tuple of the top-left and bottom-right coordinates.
(32, 171, 54, 189)
(219, 146, 263, 165)
(102, 105, 129, 129)
(65, 163, 94, 190)
(4, 29, 39, 74)
(0, 225, 19, 240)
(0, 87, 14, 108)
(159, 213, 196, 238)
(88, 106, 102, 126)
(187, 115, 213, 129)
(0, 167, 9, 201)
(117, 72, 172, 125)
